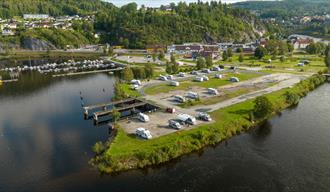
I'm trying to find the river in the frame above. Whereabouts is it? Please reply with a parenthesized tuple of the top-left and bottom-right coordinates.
(0, 72, 329, 192)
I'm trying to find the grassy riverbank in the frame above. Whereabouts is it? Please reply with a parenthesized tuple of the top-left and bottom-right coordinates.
(91, 74, 326, 173)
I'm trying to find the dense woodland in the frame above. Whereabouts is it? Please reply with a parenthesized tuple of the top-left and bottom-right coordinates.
(0, 0, 267, 49)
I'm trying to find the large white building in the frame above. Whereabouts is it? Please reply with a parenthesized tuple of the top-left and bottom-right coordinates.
(23, 14, 49, 20)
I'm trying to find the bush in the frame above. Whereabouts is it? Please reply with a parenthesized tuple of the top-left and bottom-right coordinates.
(284, 91, 300, 106)
(253, 96, 274, 119)
(93, 141, 105, 155)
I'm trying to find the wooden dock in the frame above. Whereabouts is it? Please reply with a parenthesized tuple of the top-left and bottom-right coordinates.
(52, 68, 123, 77)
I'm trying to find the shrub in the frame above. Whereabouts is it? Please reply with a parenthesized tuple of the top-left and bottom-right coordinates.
(284, 91, 300, 106)
(253, 96, 274, 119)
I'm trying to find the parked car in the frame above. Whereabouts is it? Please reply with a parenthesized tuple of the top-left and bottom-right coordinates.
(136, 113, 150, 122)
(168, 119, 182, 130)
(215, 74, 223, 79)
(131, 79, 142, 86)
(178, 72, 185, 77)
(207, 88, 219, 95)
(167, 75, 174, 80)
(159, 75, 168, 81)
(186, 91, 199, 99)
(202, 69, 211, 73)
(191, 71, 199, 75)
(174, 95, 186, 103)
(230, 77, 240, 82)
(202, 75, 209, 81)
(194, 76, 204, 82)
(212, 66, 221, 71)
(177, 114, 196, 125)
(131, 84, 139, 90)
(169, 81, 180, 86)
(136, 128, 152, 139)
(196, 112, 212, 122)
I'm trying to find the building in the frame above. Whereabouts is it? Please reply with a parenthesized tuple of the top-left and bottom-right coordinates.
(293, 38, 313, 50)
(167, 44, 204, 54)
(23, 14, 49, 20)
(146, 45, 166, 53)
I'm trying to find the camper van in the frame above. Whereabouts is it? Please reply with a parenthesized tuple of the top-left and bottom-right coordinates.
(131, 79, 141, 86)
(230, 77, 240, 82)
(178, 72, 185, 77)
(196, 112, 212, 122)
(168, 119, 182, 130)
(136, 128, 152, 139)
(169, 81, 180, 86)
(186, 91, 199, 99)
(174, 95, 186, 103)
(194, 76, 204, 82)
(215, 74, 223, 79)
(159, 75, 168, 81)
(136, 113, 150, 122)
(208, 88, 219, 95)
(177, 114, 196, 125)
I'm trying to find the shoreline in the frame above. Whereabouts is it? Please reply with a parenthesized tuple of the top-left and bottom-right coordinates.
(90, 74, 327, 174)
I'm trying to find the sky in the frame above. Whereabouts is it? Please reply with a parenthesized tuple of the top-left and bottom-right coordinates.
(104, 0, 250, 7)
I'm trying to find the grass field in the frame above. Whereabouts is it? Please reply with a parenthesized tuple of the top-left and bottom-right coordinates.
(144, 72, 262, 95)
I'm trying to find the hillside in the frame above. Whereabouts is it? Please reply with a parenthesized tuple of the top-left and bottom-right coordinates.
(95, 2, 266, 48)
(0, 0, 114, 18)
(0, 1, 269, 50)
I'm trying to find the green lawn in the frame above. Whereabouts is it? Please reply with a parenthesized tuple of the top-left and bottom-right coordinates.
(144, 72, 262, 95)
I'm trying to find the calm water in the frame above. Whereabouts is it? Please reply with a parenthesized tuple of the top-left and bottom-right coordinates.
(0, 73, 330, 192)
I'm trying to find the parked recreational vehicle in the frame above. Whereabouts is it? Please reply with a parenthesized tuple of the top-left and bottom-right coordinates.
(159, 75, 168, 81)
(215, 74, 223, 79)
(194, 76, 204, 82)
(167, 75, 174, 80)
(191, 71, 198, 75)
(131, 79, 141, 86)
(212, 66, 221, 71)
(202, 69, 211, 73)
(174, 95, 186, 103)
(178, 72, 185, 77)
(202, 76, 209, 81)
(177, 114, 196, 125)
(169, 81, 180, 86)
(186, 91, 199, 99)
(136, 128, 152, 139)
(207, 88, 219, 95)
(297, 63, 305, 67)
(230, 77, 240, 82)
(168, 119, 182, 130)
(131, 84, 139, 90)
(196, 112, 212, 122)
(136, 113, 150, 122)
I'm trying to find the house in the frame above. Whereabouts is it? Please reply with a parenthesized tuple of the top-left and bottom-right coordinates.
(293, 38, 313, 50)
(2, 29, 15, 36)
(146, 44, 166, 53)
(167, 44, 203, 54)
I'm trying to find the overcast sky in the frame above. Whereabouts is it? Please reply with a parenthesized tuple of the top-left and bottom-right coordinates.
(104, 0, 249, 7)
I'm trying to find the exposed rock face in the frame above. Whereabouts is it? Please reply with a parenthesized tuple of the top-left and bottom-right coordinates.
(22, 38, 56, 51)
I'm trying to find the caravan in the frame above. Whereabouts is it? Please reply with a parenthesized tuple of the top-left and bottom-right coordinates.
(177, 114, 196, 125)
(136, 128, 152, 139)
(169, 81, 180, 86)
(136, 113, 150, 122)
(186, 91, 199, 99)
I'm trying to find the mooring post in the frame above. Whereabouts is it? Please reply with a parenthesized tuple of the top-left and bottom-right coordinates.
(93, 114, 98, 125)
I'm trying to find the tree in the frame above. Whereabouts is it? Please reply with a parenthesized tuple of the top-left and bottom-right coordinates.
(284, 91, 300, 106)
(325, 52, 330, 68)
(222, 51, 228, 61)
(170, 54, 176, 64)
(280, 56, 285, 63)
(227, 48, 233, 57)
(172, 62, 179, 74)
(236, 47, 243, 53)
(113, 82, 127, 100)
(238, 53, 244, 63)
(166, 62, 173, 74)
(254, 46, 267, 59)
(92, 141, 105, 154)
(196, 57, 206, 69)
(152, 53, 157, 62)
(145, 64, 154, 79)
(122, 67, 134, 81)
(205, 55, 213, 68)
(111, 109, 121, 125)
(158, 51, 165, 60)
(253, 96, 274, 119)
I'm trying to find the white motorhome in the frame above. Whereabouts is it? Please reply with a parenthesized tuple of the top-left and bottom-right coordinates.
(186, 91, 199, 99)
(177, 113, 196, 125)
(215, 74, 223, 79)
(173, 95, 186, 103)
(136, 113, 150, 122)
(136, 128, 152, 139)
(169, 81, 180, 86)
(208, 88, 219, 95)
(131, 79, 142, 86)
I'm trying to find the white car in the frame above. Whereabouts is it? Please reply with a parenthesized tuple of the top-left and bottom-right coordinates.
(174, 95, 186, 103)
(169, 119, 182, 130)
(178, 72, 185, 77)
(196, 112, 212, 122)
(186, 91, 199, 99)
(208, 88, 219, 95)
(136, 128, 152, 139)
(194, 76, 204, 82)
(159, 75, 168, 81)
(215, 74, 223, 79)
(136, 113, 150, 122)
(230, 77, 240, 82)
(169, 81, 180, 86)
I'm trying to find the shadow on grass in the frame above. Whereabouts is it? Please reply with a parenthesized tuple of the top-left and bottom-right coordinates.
(228, 109, 251, 115)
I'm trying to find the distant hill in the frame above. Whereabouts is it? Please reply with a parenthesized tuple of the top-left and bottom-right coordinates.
(0, 0, 114, 18)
